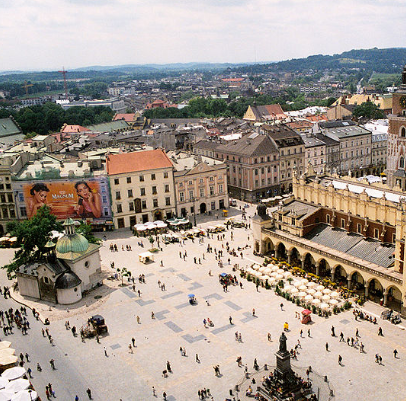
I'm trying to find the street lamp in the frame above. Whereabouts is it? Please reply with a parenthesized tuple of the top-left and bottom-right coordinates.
(191, 197, 197, 226)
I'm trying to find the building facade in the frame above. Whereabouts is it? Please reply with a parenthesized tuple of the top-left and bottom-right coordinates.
(387, 65, 406, 189)
(252, 170, 406, 315)
(106, 149, 176, 228)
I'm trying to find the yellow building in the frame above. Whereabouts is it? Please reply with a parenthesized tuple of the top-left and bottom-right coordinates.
(252, 169, 406, 315)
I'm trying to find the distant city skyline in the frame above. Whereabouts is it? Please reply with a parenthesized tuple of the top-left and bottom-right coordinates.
(2, 0, 406, 71)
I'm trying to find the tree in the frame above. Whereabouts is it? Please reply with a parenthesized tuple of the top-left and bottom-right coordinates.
(353, 102, 385, 120)
(76, 222, 101, 244)
(3, 206, 62, 276)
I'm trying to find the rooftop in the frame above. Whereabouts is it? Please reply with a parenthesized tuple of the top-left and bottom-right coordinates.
(106, 149, 173, 175)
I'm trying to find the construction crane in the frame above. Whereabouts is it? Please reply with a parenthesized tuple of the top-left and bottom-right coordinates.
(22, 81, 33, 95)
(58, 67, 68, 98)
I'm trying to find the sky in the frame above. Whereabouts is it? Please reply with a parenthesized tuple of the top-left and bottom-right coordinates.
(1, 0, 406, 71)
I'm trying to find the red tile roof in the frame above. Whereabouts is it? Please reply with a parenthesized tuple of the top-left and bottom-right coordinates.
(106, 149, 173, 175)
(61, 124, 89, 133)
(222, 78, 244, 82)
(113, 113, 136, 122)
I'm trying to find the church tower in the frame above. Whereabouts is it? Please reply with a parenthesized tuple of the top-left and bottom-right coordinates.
(387, 65, 406, 189)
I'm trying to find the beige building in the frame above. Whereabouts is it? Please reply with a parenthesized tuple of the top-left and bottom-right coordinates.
(252, 169, 406, 315)
(171, 152, 228, 219)
(0, 165, 15, 235)
(106, 149, 176, 228)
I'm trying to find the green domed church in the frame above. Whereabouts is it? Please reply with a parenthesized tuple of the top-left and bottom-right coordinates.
(16, 219, 102, 304)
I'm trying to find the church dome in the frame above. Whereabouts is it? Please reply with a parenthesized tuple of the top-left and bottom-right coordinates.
(55, 271, 82, 289)
(55, 219, 89, 254)
(56, 233, 89, 254)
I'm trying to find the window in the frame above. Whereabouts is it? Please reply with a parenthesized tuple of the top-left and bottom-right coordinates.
(127, 177, 132, 184)
(114, 178, 119, 185)
(115, 191, 121, 200)
(164, 172, 169, 179)
(104, 207, 109, 216)
(139, 175, 144, 182)
(142, 200, 147, 209)
(200, 188, 205, 197)
(128, 189, 133, 198)
(179, 192, 184, 202)
(117, 204, 122, 213)
(393, 233, 396, 243)
(209, 186, 214, 196)
(189, 180, 193, 185)
(219, 184, 223, 193)
(165, 184, 170, 193)
(374, 228, 379, 239)
(400, 157, 405, 169)
(165, 197, 171, 206)
(0, 185, 3, 190)
(209, 176, 214, 181)
(10, 208, 15, 218)
(44, 277, 49, 284)
(341, 219, 345, 228)
(255, 169, 258, 176)
(20, 207, 27, 217)
(117, 218, 125, 228)
(199, 178, 204, 183)
(152, 186, 157, 195)
(153, 199, 158, 208)
(211, 201, 216, 210)
(151, 173, 156, 180)
(401, 127, 406, 137)
(189, 190, 194, 200)
(129, 202, 134, 211)
(1, 195, 5, 203)
(140, 188, 146, 196)
(5, 184, 10, 190)
(357, 223, 362, 233)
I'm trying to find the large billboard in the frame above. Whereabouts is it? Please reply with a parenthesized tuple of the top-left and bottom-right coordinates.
(15, 177, 112, 223)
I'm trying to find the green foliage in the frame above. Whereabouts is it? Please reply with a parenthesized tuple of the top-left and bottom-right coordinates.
(76, 222, 101, 244)
(344, 301, 352, 310)
(0, 102, 114, 135)
(3, 206, 62, 275)
(353, 102, 385, 120)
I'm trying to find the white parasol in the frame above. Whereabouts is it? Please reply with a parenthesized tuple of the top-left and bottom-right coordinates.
(293, 281, 302, 287)
(284, 285, 293, 293)
(298, 285, 307, 291)
(290, 287, 299, 294)
(307, 282, 316, 288)
(320, 302, 330, 310)
(301, 279, 309, 285)
(316, 285, 325, 291)
(275, 274, 284, 280)
(323, 289, 332, 295)
(271, 265, 279, 272)
(307, 289, 316, 295)
(304, 295, 313, 301)
(321, 295, 331, 302)
(0, 389, 14, 401)
(298, 291, 307, 298)
(11, 390, 38, 401)
(4, 379, 30, 393)
(314, 291, 323, 298)
(277, 269, 285, 274)
(1, 368, 26, 381)
(283, 271, 293, 279)
(330, 291, 340, 298)
(329, 299, 339, 305)
(0, 378, 9, 390)
(312, 298, 321, 305)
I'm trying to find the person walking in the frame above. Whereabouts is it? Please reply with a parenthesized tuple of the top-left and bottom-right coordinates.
(378, 327, 383, 336)
(394, 349, 398, 358)
(104, 347, 108, 357)
(331, 326, 335, 337)
(325, 342, 329, 352)
(196, 353, 200, 363)
(132, 337, 136, 347)
(338, 355, 342, 365)
(229, 316, 233, 324)
(307, 329, 311, 337)
(86, 388, 92, 399)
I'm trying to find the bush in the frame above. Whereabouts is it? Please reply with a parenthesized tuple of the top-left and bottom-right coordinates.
(344, 301, 352, 310)
(296, 298, 300, 306)
(247, 274, 252, 282)
(279, 280, 284, 288)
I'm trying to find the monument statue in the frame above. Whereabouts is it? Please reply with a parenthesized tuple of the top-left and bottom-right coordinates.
(279, 332, 287, 353)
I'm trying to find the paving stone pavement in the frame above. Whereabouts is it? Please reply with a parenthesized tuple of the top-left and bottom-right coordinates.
(2, 203, 406, 400)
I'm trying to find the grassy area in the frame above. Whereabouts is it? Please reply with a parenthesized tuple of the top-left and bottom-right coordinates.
(20, 89, 64, 99)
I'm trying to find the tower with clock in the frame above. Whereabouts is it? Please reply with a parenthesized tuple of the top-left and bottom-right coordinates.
(386, 65, 406, 189)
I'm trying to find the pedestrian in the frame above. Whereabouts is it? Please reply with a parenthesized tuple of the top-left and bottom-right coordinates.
(356, 328, 359, 337)
(163, 391, 167, 401)
(49, 359, 55, 370)
(300, 329, 303, 338)
(104, 346, 108, 357)
(152, 386, 156, 397)
(229, 316, 233, 324)
(137, 316, 140, 324)
(394, 349, 398, 358)
(27, 367, 32, 378)
(326, 342, 329, 351)
(375, 354, 379, 363)
(238, 333, 242, 342)
(331, 326, 335, 337)
(196, 353, 200, 363)
(378, 327, 383, 336)
(280, 303, 284, 311)
(338, 355, 342, 365)
(128, 344, 133, 353)
(75, 396, 79, 401)
(267, 333, 272, 342)
(379, 355, 382, 365)
(86, 388, 92, 399)
(151, 311, 155, 319)
(132, 337, 136, 347)
(252, 308, 256, 316)
(340, 332, 344, 342)
(307, 329, 311, 337)
(25, 353, 29, 362)
(166, 361, 171, 372)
